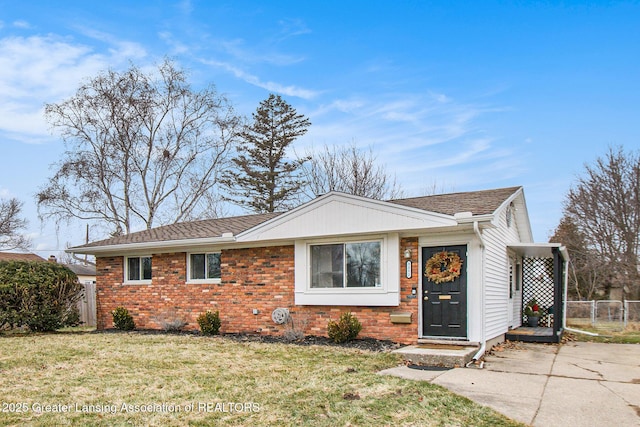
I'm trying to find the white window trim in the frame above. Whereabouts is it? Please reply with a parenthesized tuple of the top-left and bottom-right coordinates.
(186, 252, 222, 284)
(309, 239, 384, 290)
(294, 234, 400, 306)
(124, 255, 152, 285)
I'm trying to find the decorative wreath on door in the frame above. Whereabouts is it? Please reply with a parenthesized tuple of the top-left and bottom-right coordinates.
(424, 251, 463, 284)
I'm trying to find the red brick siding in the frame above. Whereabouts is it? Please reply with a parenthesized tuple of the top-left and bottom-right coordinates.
(95, 238, 421, 344)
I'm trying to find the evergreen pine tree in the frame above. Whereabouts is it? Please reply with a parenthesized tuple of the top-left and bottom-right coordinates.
(222, 94, 311, 213)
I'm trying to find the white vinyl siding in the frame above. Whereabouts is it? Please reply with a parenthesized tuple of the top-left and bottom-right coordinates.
(483, 203, 523, 340)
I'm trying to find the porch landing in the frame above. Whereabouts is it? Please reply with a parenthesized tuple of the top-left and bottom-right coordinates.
(505, 327, 562, 343)
(393, 343, 479, 368)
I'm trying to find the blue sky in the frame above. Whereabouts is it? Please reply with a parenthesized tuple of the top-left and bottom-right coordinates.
(1, 0, 639, 257)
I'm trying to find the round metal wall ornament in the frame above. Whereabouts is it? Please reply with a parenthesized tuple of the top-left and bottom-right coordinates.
(424, 251, 463, 284)
(271, 308, 290, 325)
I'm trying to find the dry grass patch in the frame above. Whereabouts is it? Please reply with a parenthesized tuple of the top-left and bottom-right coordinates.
(0, 332, 523, 426)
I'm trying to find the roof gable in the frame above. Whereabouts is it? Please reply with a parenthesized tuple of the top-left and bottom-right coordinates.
(238, 192, 457, 242)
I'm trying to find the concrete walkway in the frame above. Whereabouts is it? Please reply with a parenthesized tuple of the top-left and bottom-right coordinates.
(380, 341, 640, 426)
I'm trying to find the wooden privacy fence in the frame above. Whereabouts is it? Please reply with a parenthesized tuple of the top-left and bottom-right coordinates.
(77, 281, 96, 327)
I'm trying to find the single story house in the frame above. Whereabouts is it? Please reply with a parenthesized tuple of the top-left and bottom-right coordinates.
(69, 186, 568, 347)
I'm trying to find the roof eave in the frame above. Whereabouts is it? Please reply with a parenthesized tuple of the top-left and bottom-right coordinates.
(68, 235, 237, 256)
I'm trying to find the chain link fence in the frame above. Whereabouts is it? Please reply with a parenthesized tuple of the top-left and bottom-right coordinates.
(566, 300, 640, 331)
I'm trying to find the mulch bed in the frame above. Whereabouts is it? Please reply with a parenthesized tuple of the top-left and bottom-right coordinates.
(94, 328, 402, 352)
(223, 333, 402, 352)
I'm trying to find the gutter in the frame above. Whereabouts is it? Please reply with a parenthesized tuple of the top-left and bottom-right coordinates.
(67, 234, 237, 256)
(470, 220, 486, 364)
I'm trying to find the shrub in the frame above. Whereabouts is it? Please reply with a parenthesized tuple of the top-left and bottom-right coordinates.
(283, 312, 308, 342)
(197, 310, 221, 335)
(327, 312, 362, 343)
(152, 309, 188, 332)
(112, 306, 136, 331)
(0, 261, 82, 332)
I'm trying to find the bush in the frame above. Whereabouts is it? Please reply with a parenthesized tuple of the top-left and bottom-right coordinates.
(112, 306, 136, 331)
(327, 312, 362, 343)
(0, 261, 82, 332)
(152, 309, 188, 332)
(283, 312, 308, 342)
(197, 310, 221, 335)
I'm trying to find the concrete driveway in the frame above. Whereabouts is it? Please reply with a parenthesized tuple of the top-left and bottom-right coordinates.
(380, 341, 640, 426)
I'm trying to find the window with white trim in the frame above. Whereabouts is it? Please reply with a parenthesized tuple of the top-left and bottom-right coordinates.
(188, 253, 221, 282)
(310, 241, 381, 288)
(126, 256, 152, 282)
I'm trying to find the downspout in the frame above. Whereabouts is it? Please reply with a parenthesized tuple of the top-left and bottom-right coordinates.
(470, 221, 486, 364)
(562, 253, 568, 336)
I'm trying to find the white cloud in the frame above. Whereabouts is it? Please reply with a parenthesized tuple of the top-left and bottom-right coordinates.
(12, 20, 31, 29)
(159, 31, 190, 54)
(177, 0, 194, 15)
(201, 58, 319, 99)
(276, 18, 312, 41)
(0, 33, 147, 144)
(299, 91, 520, 195)
(216, 38, 305, 66)
(75, 27, 147, 59)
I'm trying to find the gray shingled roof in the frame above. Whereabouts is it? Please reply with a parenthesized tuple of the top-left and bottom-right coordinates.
(64, 263, 97, 276)
(73, 187, 520, 249)
(389, 186, 521, 216)
(0, 252, 47, 262)
(77, 212, 281, 249)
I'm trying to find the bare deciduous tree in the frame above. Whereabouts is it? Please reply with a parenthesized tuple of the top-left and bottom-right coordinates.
(37, 59, 241, 236)
(550, 215, 609, 300)
(303, 143, 403, 200)
(0, 198, 30, 250)
(563, 146, 640, 299)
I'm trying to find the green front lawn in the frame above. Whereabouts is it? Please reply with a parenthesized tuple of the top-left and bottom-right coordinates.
(0, 332, 522, 426)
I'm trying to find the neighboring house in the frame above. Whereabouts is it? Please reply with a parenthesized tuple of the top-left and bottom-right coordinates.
(69, 187, 568, 346)
(64, 263, 97, 285)
(0, 252, 46, 262)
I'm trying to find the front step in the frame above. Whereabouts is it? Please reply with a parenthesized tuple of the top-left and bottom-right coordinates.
(417, 338, 480, 346)
(393, 343, 479, 368)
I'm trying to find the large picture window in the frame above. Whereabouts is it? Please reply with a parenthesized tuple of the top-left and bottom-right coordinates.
(126, 256, 152, 282)
(311, 242, 381, 288)
(189, 253, 221, 281)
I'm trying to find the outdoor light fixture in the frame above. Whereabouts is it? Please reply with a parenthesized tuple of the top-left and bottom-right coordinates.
(403, 248, 412, 259)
